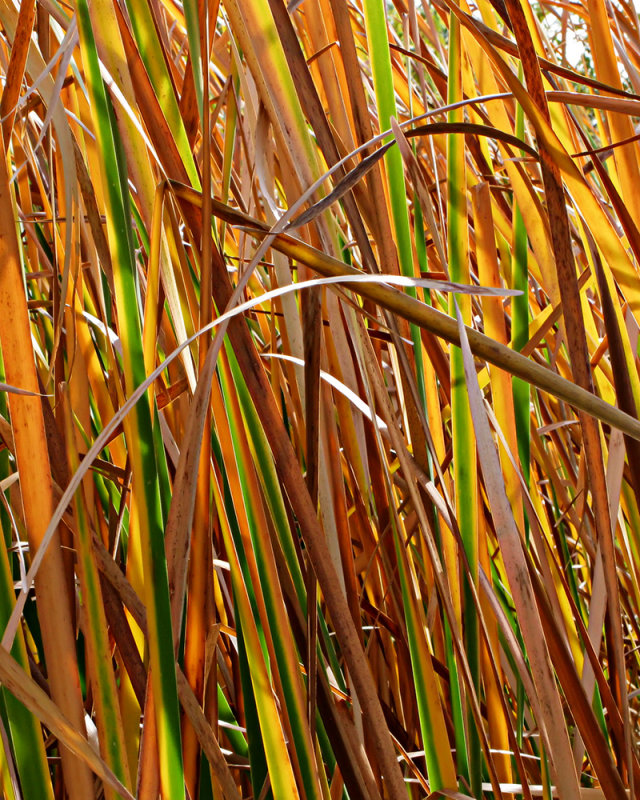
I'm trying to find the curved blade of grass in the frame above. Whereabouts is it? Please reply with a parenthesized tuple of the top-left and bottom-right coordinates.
(167, 184, 640, 440)
(202, 211, 640, 441)
(288, 121, 537, 233)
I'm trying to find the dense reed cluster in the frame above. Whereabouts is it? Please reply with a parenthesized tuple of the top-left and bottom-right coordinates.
(1, 0, 640, 797)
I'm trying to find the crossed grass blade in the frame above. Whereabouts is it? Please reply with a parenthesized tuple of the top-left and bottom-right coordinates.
(1, 0, 640, 798)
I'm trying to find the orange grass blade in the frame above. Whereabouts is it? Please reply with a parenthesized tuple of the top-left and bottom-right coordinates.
(0, 125, 95, 800)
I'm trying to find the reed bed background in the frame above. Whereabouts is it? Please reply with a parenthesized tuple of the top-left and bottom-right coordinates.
(0, 0, 639, 797)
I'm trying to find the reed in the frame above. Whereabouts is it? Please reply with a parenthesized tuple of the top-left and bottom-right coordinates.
(0, 0, 638, 797)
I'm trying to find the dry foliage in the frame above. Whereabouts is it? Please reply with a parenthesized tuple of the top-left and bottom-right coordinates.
(0, 0, 639, 798)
